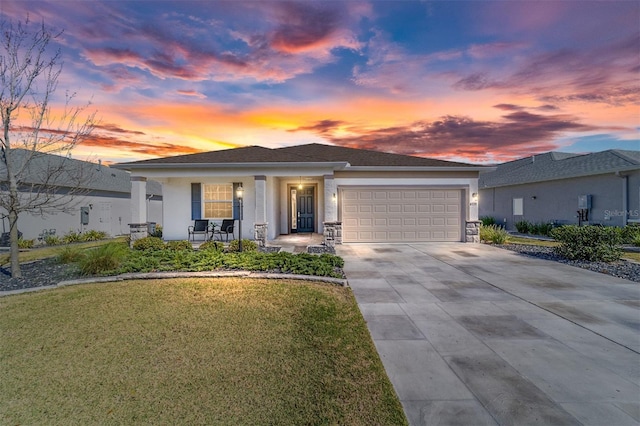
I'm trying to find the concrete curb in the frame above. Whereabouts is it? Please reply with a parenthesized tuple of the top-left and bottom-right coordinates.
(1, 271, 348, 297)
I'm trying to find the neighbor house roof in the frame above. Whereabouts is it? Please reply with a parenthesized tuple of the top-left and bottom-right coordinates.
(114, 143, 481, 170)
(0, 149, 161, 196)
(479, 149, 640, 188)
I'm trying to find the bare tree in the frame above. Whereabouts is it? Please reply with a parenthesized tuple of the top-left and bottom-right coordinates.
(0, 16, 96, 277)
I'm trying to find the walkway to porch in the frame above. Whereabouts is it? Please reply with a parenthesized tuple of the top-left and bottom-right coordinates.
(271, 233, 324, 253)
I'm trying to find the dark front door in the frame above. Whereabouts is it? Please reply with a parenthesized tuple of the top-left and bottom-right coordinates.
(296, 187, 314, 233)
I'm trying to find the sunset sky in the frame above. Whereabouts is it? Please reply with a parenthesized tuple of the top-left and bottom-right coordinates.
(2, 0, 638, 164)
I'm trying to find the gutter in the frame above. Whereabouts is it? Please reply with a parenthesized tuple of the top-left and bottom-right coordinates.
(322, 165, 495, 172)
(112, 161, 351, 171)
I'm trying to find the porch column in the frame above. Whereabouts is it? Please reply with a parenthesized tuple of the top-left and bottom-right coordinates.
(130, 176, 148, 245)
(324, 174, 337, 222)
(254, 175, 267, 243)
(468, 181, 479, 221)
(465, 182, 480, 243)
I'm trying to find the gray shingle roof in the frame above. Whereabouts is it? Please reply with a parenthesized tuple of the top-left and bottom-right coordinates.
(479, 149, 640, 188)
(0, 149, 161, 196)
(115, 143, 478, 168)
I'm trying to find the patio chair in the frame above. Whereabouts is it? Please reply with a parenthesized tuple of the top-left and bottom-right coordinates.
(213, 219, 235, 242)
(188, 219, 210, 241)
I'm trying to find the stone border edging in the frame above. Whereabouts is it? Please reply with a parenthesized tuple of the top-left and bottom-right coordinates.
(0, 271, 348, 297)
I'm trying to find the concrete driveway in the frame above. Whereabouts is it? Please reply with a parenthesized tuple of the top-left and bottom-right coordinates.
(336, 243, 640, 426)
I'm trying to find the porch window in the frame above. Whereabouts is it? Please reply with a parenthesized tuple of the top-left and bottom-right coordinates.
(203, 184, 233, 218)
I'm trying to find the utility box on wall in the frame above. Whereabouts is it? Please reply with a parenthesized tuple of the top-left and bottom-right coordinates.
(80, 206, 90, 225)
(578, 194, 592, 209)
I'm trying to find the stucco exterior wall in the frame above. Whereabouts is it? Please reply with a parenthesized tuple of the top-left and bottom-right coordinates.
(160, 177, 255, 241)
(479, 171, 640, 229)
(1, 192, 161, 240)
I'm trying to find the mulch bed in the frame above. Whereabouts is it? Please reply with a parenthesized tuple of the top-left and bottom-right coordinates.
(499, 244, 640, 283)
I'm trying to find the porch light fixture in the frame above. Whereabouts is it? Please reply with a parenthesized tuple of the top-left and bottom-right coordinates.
(332, 193, 337, 201)
(471, 192, 478, 202)
(236, 184, 244, 252)
(298, 176, 303, 190)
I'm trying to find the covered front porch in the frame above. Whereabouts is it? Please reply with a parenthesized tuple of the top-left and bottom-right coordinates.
(129, 171, 342, 246)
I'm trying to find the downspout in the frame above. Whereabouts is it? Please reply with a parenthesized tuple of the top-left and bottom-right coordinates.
(616, 172, 628, 226)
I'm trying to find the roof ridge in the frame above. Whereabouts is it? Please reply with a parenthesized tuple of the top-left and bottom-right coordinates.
(609, 149, 640, 165)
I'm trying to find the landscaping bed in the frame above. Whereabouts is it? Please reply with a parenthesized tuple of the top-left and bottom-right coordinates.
(499, 243, 640, 282)
(1, 239, 345, 293)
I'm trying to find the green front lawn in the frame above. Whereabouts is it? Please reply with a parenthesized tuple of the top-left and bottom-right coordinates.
(0, 278, 407, 425)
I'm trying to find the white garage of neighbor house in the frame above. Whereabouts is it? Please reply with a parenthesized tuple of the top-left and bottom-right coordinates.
(113, 143, 489, 244)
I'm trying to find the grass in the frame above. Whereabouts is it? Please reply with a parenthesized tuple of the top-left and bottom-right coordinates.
(506, 235, 559, 247)
(0, 278, 407, 425)
(0, 237, 127, 265)
(623, 252, 640, 263)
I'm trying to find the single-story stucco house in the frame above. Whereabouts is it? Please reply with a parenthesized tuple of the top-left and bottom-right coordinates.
(114, 143, 490, 244)
(479, 149, 640, 229)
(0, 149, 162, 242)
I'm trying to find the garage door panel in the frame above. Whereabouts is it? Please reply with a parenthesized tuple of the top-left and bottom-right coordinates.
(389, 218, 402, 226)
(342, 187, 462, 243)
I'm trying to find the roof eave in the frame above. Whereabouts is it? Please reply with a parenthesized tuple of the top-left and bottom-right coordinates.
(480, 165, 640, 188)
(112, 161, 351, 171)
(346, 165, 495, 172)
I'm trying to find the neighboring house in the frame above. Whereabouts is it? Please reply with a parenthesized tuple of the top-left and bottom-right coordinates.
(0, 150, 162, 241)
(479, 150, 640, 230)
(114, 143, 489, 243)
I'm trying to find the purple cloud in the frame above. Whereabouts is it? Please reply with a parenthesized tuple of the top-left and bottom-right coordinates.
(292, 111, 603, 162)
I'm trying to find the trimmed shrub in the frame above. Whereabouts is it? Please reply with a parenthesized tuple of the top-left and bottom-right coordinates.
(199, 240, 224, 252)
(514, 220, 531, 233)
(529, 222, 553, 237)
(621, 224, 640, 245)
(480, 224, 509, 244)
(480, 216, 497, 226)
(17, 238, 34, 249)
(78, 242, 129, 275)
(227, 239, 258, 252)
(132, 236, 165, 251)
(165, 240, 193, 251)
(550, 225, 622, 262)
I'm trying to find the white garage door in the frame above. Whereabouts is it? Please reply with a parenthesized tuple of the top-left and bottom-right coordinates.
(341, 188, 462, 242)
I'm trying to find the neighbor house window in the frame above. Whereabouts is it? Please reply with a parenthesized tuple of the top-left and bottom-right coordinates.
(513, 198, 524, 216)
(203, 184, 233, 218)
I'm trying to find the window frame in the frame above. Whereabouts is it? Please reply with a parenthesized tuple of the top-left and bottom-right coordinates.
(202, 183, 234, 219)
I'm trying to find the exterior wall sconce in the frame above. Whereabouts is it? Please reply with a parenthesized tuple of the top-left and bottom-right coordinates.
(471, 192, 478, 202)
(332, 193, 337, 201)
